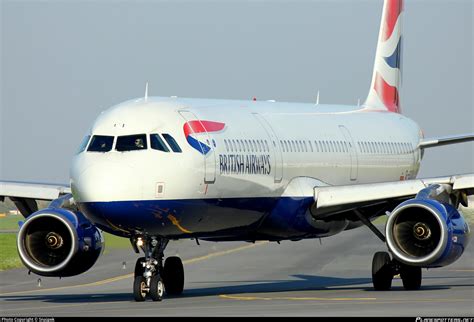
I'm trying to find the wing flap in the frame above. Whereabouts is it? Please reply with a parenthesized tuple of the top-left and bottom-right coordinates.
(0, 181, 71, 201)
(314, 174, 474, 213)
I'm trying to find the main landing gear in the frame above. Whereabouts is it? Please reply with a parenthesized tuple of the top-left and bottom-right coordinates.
(352, 211, 422, 291)
(132, 237, 185, 301)
(372, 251, 422, 291)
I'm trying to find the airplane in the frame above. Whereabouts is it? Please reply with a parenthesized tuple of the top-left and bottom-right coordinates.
(1, 0, 473, 302)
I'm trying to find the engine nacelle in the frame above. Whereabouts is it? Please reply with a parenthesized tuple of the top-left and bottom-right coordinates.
(386, 197, 470, 268)
(17, 208, 104, 277)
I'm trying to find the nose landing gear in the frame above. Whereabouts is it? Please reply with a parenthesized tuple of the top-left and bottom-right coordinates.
(132, 237, 185, 302)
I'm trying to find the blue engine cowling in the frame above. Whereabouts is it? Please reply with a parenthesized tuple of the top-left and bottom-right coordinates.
(386, 198, 470, 268)
(17, 208, 104, 277)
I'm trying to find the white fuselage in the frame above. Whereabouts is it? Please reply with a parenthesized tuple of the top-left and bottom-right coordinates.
(71, 97, 422, 201)
(69, 97, 423, 238)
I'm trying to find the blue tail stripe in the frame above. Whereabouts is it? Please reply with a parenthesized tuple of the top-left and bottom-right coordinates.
(384, 37, 402, 69)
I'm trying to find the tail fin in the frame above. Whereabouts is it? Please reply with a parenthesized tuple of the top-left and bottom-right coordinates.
(364, 0, 403, 113)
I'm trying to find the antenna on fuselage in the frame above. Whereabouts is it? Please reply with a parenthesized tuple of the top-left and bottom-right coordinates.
(144, 82, 149, 101)
(316, 90, 320, 105)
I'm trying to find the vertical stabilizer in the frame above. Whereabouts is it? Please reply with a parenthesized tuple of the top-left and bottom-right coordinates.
(364, 0, 403, 113)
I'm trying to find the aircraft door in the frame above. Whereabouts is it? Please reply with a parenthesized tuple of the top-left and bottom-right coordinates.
(339, 125, 358, 181)
(178, 110, 216, 183)
(253, 113, 283, 183)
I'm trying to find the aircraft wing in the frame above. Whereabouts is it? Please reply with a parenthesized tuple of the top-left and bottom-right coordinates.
(418, 133, 474, 149)
(312, 174, 474, 219)
(0, 180, 71, 217)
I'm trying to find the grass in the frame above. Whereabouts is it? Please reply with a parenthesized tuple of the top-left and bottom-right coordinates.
(0, 234, 22, 271)
(104, 232, 132, 249)
(0, 215, 22, 231)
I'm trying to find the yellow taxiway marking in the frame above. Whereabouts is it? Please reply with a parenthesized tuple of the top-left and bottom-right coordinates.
(219, 294, 473, 304)
(219, 294, 377, 301)
(0, 241, 268, 297)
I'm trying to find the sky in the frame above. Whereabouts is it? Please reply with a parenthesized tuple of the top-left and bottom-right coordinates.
(1, 0, 473, 184)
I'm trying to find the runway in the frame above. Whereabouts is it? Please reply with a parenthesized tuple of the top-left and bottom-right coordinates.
(1, 226, 473, 317)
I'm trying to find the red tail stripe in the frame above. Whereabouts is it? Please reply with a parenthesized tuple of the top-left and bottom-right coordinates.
(374, 72, 400, 113)
(382, 0, 404, 41)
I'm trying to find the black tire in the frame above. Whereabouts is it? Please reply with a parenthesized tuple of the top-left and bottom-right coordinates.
(163, 256, 185, 295)
(400, 265, 422, 290)
(149, 275, 164, 301)
(372, 252, 393, 291)
(133, 276, 147, 301)
(134, 257, 145, 277)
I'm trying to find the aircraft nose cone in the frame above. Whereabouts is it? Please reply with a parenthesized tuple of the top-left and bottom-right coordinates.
(72, 162, 142, 202)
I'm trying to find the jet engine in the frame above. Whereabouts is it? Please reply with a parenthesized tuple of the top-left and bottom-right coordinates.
(386, 184, 470, 267)
(17, 208, 104, 277)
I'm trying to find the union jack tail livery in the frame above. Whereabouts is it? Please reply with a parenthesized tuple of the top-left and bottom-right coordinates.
(364, 0, 403, 113)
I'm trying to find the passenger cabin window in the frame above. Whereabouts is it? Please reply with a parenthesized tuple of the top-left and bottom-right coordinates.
(150, 134, 170, 152)
(162, 134, 182, 153)
(87, 135, 114, 152)
(116, 134, 147, 152)
(77, 135, 91, 154)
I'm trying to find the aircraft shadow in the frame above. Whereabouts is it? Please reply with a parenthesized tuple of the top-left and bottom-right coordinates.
(0, 274, 470, 304)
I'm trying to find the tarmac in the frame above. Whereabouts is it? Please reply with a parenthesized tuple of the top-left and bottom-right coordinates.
(1, 225, 473, 317)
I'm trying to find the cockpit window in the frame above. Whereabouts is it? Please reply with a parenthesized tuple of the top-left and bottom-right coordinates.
(162, 134, 182, 153)
(77, 135, 91, 154)
(116, 134, 147, 152)
(150, 134, 170, 152)
(87, 135, 114, 152)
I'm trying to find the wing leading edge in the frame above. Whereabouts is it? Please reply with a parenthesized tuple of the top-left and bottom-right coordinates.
(312, 174, 474, 218)
(0, 181, 71, 217)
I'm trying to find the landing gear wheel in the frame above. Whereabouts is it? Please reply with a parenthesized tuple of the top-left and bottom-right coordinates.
(133, 276, 147, 302)
(149, 275, 164, 301)
(134, 257, 145, 277)
(400, 265, 422, 290)
(163, 256, 185, 295)
(372, 252, 393, 290)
